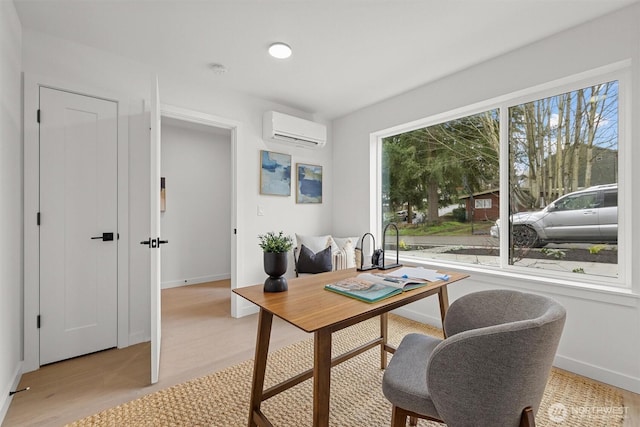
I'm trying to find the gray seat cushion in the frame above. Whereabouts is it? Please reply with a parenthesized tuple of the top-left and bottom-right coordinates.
(382, 333, 442, 418)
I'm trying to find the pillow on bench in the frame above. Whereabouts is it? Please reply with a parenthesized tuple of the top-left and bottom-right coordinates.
(294, 234, 359, 275)
(330, 236, 358, 269)
(295, 234, 333, 255)
(296, 245, 333, 274)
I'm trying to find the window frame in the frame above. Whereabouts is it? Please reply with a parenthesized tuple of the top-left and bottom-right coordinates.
(373, 62, 631, 291)
(474, 199, 492, 209)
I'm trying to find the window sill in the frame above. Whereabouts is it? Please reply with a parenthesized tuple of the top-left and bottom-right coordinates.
(397, 253, 639, 307)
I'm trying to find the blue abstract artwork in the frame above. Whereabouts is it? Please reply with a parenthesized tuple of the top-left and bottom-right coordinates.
(260, 150, 291, 196)
(297, 163, 322, 203)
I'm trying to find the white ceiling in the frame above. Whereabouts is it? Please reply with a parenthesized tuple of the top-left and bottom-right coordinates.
(13, 0, 638, 120)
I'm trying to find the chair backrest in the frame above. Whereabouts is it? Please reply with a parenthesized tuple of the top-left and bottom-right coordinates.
(427, 290, 566, 427)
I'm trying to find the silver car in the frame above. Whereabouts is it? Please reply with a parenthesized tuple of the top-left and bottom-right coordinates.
(396, 210, 416, 221)
(490, 184, 617, 247)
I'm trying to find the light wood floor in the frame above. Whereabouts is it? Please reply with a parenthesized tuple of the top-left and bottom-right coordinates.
(3, 280, 308, 426)
(3, 280, 640, 426)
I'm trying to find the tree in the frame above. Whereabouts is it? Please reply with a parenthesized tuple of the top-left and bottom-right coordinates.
(382, 136, 427, 223)
(509, 80, 618, 213)
(382, 110, 499, 223)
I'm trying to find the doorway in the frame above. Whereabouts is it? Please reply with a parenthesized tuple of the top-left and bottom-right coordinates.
(151, 105, 240, 382)
(159, 117, 232, 288)
(146, 87, 242, 383)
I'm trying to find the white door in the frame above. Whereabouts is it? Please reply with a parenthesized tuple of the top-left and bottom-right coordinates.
(39, 87, 118, 365)
(149, 77, 163, 384)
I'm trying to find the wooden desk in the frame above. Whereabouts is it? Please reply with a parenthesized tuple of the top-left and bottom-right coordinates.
(233, 267, 468, 427)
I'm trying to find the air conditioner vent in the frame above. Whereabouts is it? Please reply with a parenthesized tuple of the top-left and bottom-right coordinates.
(263, 111, 327, 149)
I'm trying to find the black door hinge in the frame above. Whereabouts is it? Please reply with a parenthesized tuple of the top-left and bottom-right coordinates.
(234, 228, 237, 235)
(37, 212, 40, 226)
(37, 315, 41, 329)
(37, 109, 40, 123)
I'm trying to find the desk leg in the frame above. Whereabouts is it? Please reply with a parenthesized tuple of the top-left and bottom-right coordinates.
(380, 313, 388, 369)
(248, 308, 273, 427)
(438, 285, 450, 338)
(313, 328, 332, 427)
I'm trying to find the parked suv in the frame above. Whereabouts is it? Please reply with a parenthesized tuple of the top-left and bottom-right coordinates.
(490, 184, 617, 247)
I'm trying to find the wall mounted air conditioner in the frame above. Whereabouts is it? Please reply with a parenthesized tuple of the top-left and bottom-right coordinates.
(263, 111, 327, 149)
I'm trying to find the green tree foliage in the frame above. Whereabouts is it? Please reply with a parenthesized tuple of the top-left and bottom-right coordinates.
(382, 110, 499, 223)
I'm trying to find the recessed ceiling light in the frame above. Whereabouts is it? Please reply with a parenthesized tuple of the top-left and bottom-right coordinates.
(268, 42, 292, 59)
(209, 63, 227, 74)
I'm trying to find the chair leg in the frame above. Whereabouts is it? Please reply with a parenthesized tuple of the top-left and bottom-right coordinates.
(391, 406, 408, 427)
(520, 406, 536, 427)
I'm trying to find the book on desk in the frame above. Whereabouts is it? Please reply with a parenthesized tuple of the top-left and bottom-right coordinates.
(324, 267, 450, 303)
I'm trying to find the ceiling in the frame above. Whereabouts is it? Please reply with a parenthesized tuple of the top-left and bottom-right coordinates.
(13, 0, 638, 120)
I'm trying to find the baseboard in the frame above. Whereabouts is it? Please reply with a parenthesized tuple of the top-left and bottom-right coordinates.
(234, 295, 260, 318)
(236, 302, 259, 318)
(554, 354, 640, 394)
(0, 362, 23, 425)
(392, 306, 443, 329)
(128, 330, 148, 346)
(161, 273, 231, 289)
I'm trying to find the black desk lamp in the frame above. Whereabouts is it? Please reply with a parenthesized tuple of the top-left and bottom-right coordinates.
(356, 224, 402, 271)
(356, 232, 377, 271)
(379, 222, 402, 270)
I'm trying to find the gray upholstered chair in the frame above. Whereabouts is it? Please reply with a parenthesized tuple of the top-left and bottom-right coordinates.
(382, 289, 566, 427)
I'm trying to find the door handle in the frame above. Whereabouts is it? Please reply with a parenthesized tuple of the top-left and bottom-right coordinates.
(140, 237, 168, 248)
(91, 232, 114, 241)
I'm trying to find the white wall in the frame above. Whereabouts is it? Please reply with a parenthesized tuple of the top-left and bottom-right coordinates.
(19, 28, 334, 351)
(332, 4, 640, 393)
(160, 119, 232, 288)
(0, 0, 23, 421)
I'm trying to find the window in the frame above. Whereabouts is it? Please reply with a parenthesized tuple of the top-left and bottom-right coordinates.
(508, 80, 618, 278)
(475, 199, 492, 209)
(378, 72, 622, 285)
(603, 189, 617, 208)
(381, 109, 500, 263)
(554, 192, 598, 211)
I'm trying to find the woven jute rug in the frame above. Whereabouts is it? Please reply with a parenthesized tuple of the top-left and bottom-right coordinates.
(68, 314, 625, 426)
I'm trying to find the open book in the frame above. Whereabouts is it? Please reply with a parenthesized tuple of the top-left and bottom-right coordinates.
(324, 272, 430, 303)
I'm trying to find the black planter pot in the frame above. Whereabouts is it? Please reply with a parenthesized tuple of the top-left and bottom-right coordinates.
(263, 251, 288, 292)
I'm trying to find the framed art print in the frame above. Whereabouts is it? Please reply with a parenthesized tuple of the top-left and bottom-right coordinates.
(296, 163, 322, 203)
(260, 150, 291, 196)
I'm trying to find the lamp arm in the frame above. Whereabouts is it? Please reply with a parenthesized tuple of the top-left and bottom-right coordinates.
(356, 232, 376, 271)
(380, 222, 402, 270)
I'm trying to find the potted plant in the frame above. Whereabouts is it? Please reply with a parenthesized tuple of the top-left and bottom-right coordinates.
(258, 231, 294, 292)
